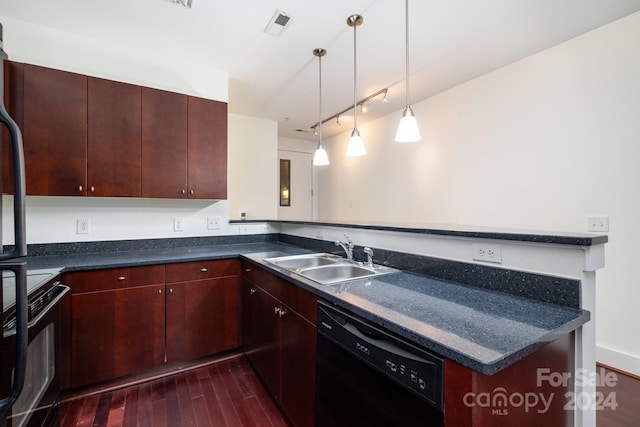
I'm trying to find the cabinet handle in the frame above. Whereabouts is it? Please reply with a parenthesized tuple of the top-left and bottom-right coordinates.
(90, 186, 95, 192)
(117, 276, 126, 281)
(279, 309, 287, 318)
(158, 289, 162, 294)
(245, 268, 252, 272)
(249, 289, 256, 295)
(78, 185, 83, 192)
(200, 268, 208, 273)
(181, 189, 186, 195)
(274, 307, 281, 316)
(189, 189, 194, 195)
(169, 288, 173, 294)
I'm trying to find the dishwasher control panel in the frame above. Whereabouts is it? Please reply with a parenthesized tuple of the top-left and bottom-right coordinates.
(318, 301, 443, 410)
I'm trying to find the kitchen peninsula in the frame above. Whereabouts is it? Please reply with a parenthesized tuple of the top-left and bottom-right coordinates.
(24, 220, 605, 426)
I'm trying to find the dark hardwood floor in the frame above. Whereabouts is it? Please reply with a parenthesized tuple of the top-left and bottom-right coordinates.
(58, 355, 289, 427)
(596, 364, 640, 427)
(59, 358, 640, 427)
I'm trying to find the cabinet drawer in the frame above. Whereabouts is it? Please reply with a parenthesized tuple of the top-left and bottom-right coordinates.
(166, 258, 240, 283)
(64, 265, 165, 294)
(242, 261, 318, 324)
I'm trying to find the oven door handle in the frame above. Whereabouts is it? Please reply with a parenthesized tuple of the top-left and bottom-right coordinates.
(0, 263, 28, 419)
(2, 284, 70, 338)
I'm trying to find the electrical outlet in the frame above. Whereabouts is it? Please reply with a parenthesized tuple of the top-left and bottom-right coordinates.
(472, 243, 502, 263)
(587, 216, 609, 232)
(173, 217, 184, 232)
(76, 218, 90, 234)
(207, 216, 221, 230)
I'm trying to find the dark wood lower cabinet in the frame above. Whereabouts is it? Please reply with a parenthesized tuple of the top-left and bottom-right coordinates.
(63, 260, 242, 390)
(166, 276, 241, 364)
(242, 262, 318, 427)
(70, 284, 165, 388)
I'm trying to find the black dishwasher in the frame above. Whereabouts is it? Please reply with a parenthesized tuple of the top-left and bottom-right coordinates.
(315, 301, 443, 427)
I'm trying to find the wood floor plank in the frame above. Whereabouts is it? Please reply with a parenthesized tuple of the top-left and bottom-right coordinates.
(136, 380, 153, 426)
(218, 360, 254, 426)
(175, 374, 197, 425)
(199, 372, 227, 426)
(59, 397, 85, 427)
(106, 388, 127, 427)
(93, 392, 113, 427)
(164, 376, 184, 426)
(76, 394, 100, 427)
(208, 363, 242, 426)
(121, 386, 139, 426)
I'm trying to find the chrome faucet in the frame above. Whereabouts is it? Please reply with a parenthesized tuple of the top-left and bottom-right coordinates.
(335, 234, 355, 262)
(363, 247, 374, 268)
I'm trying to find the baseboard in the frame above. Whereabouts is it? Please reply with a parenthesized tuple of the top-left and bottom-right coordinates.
(597, 345, 640, 378)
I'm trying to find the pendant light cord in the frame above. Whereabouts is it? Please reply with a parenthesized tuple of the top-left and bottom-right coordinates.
(353, 22, 358, 129)
(318, 53, 323, 144)
(405, 0, 410, 108)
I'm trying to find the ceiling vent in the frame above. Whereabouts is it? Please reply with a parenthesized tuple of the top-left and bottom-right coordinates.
(264, 10, 293, 37)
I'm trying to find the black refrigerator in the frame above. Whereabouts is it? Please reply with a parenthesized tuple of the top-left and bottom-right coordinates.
(0, 21, 30, 423)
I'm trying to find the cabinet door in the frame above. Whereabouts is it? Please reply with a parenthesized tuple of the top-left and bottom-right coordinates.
(166, 276, 241, 364)
(141, 87, 188, 198)
(23, 64, 87, 196)
(280, 309, 317, 427)
(187, 96, 227, 199)
(70, 285, 165, 388)
(88, 77, 141, 197)
(242, 281, 281, 399)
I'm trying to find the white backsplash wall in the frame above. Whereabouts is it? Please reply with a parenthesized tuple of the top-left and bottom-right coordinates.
(1, 196, 270, 245)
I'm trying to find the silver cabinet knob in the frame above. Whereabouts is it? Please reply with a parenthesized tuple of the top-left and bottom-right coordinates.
(90, 186, 95, 192)
(78, 185, 83, 192)
(181, 189, 186, 195)
(169, 288, 173, 294)
(279, 308, 287, 318)
(250, 289, 256, 295)
(200, 268, 208, 273)
(189, 189, 194, 195)
(158, 289, 162, 294)
(117, 276, 126, 281)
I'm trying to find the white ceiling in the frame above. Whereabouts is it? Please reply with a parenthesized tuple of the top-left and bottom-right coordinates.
(2, 0, 640, 141)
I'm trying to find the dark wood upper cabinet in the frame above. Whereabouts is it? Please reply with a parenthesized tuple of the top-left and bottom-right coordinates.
(88, 77, 141, 197)
(141, 87, 188, 198)
(3, 62, 227, 199)
(23, 64, 87, 196)
(187, 96, 227, 199)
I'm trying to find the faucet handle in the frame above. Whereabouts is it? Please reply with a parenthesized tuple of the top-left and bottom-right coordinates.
(343, 233, 354, 249)
(363, 247, 374, 267)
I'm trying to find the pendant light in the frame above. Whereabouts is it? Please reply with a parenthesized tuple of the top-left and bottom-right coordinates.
(312, 48, 330, 166)
(346, 14, 366, 156)
(395, 0, 421, 143)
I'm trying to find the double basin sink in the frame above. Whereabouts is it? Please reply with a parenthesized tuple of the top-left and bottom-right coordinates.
(264, 253, 399, 285)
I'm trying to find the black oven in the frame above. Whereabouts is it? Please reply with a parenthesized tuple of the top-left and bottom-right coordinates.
(1, 272, 68, 427)
(315, 301, 444, 427)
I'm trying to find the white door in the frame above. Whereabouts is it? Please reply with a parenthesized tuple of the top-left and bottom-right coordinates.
(278, 150, 313, 220)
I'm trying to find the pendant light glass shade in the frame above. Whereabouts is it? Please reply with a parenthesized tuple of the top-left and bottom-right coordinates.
(312, 48, 330, 166)
(395, 106, 421, 142)
(346, 129, 366, 156)
(394, 0, 421, 143)
(312, 146, 329, 165)
(346, 14, 366, 156)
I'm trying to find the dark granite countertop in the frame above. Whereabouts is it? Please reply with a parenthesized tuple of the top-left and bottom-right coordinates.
(25, 241, 589, 376)
(232, 219, 608, 246)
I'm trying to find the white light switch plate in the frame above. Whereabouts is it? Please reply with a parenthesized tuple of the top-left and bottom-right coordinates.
(587, 216, 609, 232)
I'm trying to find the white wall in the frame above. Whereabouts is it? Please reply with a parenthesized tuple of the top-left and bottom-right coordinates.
(0, 16, 262, 244)
(228, 114, 278, 221)
(0, 16, 228, 101)
(318, 12, 640, 374)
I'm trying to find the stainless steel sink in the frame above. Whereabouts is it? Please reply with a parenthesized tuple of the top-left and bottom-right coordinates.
(265, 253, 341, 270)
(264, 253, 399, 285)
